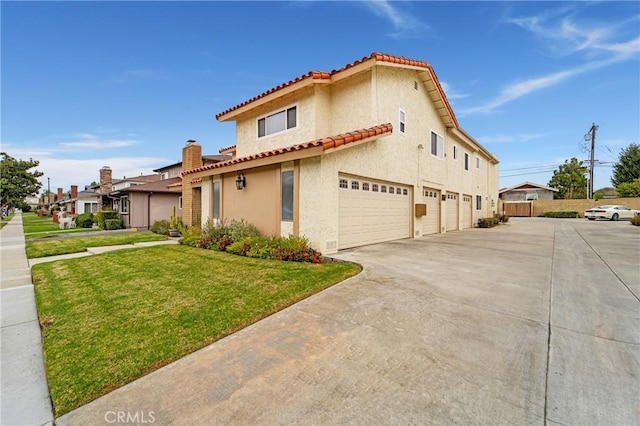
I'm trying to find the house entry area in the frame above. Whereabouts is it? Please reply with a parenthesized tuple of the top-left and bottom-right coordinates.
(338, 174, 411, 250)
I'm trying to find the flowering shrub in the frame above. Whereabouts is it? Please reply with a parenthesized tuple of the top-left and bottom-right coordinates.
(191, 221, 321, 263)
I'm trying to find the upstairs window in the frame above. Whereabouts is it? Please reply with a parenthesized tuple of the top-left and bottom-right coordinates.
(399, 109, 406, 134)
(476, 195, 482, 210)
(464, 153, 470, 171)
(258, 106, 297, 138)
(453, 145, 458, 160)
(476, 157, 482, 169)
(430, 131, 444, 159)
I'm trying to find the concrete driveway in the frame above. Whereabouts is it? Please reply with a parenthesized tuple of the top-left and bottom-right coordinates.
(58, 218, 639, 425)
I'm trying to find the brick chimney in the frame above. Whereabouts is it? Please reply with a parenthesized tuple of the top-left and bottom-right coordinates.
(99, 166, 113, 194)
(181, 140, 203, 227)
(182, 140, 203, 173)
(70, 185, 78, 214)
(57, 187, 63, 201)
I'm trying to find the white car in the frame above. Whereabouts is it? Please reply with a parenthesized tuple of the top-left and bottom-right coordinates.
(584, 205, 639, 221)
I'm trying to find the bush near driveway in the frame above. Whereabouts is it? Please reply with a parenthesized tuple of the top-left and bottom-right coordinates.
(32, 245, 361, 416)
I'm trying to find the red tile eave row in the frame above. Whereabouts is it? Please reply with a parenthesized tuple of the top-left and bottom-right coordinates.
(182, 123, 393, 176)
(215, 52, 458, 128)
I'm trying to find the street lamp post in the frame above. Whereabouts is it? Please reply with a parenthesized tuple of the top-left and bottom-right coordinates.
(584, 123, 598, 199)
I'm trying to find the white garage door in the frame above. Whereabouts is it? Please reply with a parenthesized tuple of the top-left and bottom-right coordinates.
(446, 192, 459, 231)
(462, 194, 473, 229)
(338, 175, 411, 249)
(422, 187, 440, 235)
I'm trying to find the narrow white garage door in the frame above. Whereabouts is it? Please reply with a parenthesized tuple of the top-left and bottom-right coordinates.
(446, 192, 459, 231)
(422, 187, 440, 235)
(462, 194, 473, 229)
(338, 175, 411, 249)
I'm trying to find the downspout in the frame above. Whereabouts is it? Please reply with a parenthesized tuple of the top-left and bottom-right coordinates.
(148, 192, 153, 231)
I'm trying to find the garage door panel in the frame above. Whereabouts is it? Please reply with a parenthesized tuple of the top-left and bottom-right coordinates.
(462, 194, 472, 229)
(339, 176, 410, 250)
(422, 188, 440, 235)
(446, 192, 459, 231)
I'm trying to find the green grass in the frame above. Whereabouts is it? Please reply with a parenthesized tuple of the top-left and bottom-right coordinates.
(32, 245, 361, 416)
(26, 232, 169, 258)
(21, 212, 101, 239)
(1, 213, 15, 230)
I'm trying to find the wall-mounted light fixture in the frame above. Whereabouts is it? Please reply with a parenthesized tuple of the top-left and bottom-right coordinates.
(235, 171, 246, 190)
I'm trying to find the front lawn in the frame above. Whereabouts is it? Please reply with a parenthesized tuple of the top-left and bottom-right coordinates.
(22, 212, 100, 239)
(26, 232, 168, 258)
(32, 245, 361, 416)
(0, 213, 15, 230)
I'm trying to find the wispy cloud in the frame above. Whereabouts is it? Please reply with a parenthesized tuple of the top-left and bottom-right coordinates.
(362, 1, 429, 39)
(59, 134, 138, 149)
(462, 9, 640, 116)
(440, 81, 470, 101)
(477, 133, 547, 145)
(109, 69, 169, 84)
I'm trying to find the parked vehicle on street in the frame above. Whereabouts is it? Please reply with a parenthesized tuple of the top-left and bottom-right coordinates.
(584, 205, 639, 221)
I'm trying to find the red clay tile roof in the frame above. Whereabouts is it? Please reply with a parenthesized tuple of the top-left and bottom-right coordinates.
(215, 52, 458, 128)
(218, 144, 237, 154)
(183, 123, 393, 176)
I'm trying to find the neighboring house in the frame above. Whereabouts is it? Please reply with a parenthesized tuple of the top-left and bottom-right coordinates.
(499, 182, 558, 201)
(109, 156, 230, 230)
(180, 52, 500, 254)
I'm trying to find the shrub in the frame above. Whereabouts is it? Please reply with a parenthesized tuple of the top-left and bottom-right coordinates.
(178, 226, 203, 246)
(498, 214, 509, 223)
(76, 212, 94, 228)
(95, 210, 120, 229)
(541, 211, 579, 218)
(478, 217, 500, 228)
(104, 218, 122, 230)
(630, 214, 640, 226)
(228, 219, 261, 242)
(150, 219, 170, 235)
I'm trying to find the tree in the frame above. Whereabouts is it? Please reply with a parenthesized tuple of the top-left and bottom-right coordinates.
(616, 178, 640, 197)
(548, 157, 588, 199)
(611, 143, 640, 187)
(0, 152, 44, 209)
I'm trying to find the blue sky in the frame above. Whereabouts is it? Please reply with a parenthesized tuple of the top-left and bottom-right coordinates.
(2, 1, 638, 193)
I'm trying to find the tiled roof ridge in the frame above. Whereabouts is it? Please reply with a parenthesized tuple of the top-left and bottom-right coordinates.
(215, 52, 443, 120)
(183, 123, 393, 176)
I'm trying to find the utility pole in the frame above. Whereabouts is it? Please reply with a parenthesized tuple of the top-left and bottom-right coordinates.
(47, 177, 51, 208)
(585, 123, 598, 199)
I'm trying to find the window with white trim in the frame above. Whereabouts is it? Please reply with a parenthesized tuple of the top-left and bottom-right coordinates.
(212, 183, 220, 219)
(453, 145, 458, 160)
(430, 131, 444, 159)
(339, 178, 348, 189)
(399, 109, 406, 134)
(120, 196, 129, 214)
(476, 157, 482, 169)
(351, 180, 359, 190)
(258, 106, 297, 138)
(178, 196, 183, 210)
(476, 195, 482, 210)
(464, 153, 470, 171)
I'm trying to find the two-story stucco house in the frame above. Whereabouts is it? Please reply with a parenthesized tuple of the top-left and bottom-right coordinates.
(180, 52, 499, 254)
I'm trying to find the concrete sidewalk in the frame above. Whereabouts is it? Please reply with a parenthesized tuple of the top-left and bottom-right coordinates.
(1, 213, 179, 425)
(1, 212, 54, 426)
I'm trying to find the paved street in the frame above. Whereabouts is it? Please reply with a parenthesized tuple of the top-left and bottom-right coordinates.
(57, 218, 639, 425)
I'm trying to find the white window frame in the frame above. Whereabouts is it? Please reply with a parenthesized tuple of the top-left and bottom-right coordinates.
(178, 196, 183, 210)
(257, 104, 298, 139)
(476, 156, 482, 169)
(476, 194, 482, 210)
(525, 193, 538, 201)
(430, 131, 444, 160)
(464, 152, 470, 171)
(120, 196, 129, 214)
(399, 109, 406, 134)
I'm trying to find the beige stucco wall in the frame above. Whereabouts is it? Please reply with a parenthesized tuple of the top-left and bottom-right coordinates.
(221, 165, 281, 236)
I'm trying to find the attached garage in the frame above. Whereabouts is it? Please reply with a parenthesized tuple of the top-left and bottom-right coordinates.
(462, 194, 473, 228)
(445, 192, 459, 231)
(338, 175, 411, 249)
(421, 187, 440, 235)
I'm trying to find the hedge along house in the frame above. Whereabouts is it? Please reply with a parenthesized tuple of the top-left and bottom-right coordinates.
(181, 52, 499, 254)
